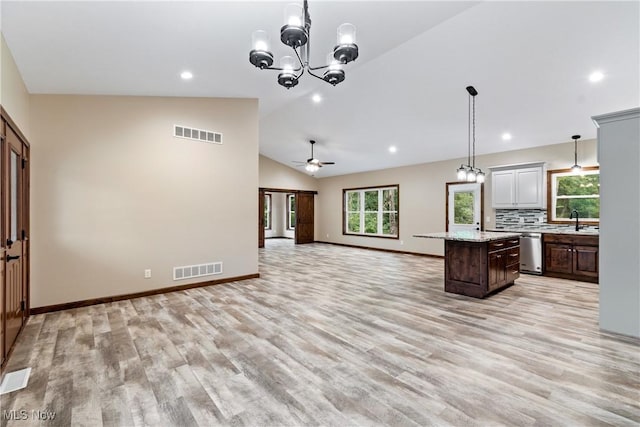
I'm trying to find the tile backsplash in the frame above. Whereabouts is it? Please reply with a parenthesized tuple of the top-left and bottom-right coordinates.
(496, 209, 546, 227)
(494, 208, 595, 231)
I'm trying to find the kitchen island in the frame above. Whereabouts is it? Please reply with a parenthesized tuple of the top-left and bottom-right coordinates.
(414, 231, 522, 298)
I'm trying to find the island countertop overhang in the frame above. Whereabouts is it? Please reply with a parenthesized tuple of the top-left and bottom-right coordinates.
(413, 231, 522, 243)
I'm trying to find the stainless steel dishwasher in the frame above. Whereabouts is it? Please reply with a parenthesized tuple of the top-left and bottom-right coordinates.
(520, 232, 542, 274)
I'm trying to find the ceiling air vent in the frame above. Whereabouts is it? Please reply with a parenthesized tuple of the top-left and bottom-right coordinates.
(174, 125, 222, 144)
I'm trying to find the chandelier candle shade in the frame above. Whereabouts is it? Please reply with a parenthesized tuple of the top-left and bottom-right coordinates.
(571, 134, 582, 174)
(456, 85, 485, 183)
(249, 0, 359, 88)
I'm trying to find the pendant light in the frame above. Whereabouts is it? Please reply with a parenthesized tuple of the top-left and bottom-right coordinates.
(456, 86, 485, 183)
(571, 134, 582, 174)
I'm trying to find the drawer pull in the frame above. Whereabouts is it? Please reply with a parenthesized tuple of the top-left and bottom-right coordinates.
(511, 270, 519, 274)
(509, 254, 518, 257)
(493, 243, 504, 247)
(509, 240, 519, 244)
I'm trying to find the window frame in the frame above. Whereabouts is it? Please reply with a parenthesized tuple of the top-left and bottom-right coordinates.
(287, 193, 295, 230)
(264, 193, 272, 230)
(342, 184, 399, 239)
(546, 166, 600, 224)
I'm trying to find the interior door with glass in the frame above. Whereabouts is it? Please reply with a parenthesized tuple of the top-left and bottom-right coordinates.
(446, 182, 483, 232)
(4, 126, 25, 355)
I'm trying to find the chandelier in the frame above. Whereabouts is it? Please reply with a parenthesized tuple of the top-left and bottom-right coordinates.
(249, 0, 359, 89)
(456, 86, 485, 183)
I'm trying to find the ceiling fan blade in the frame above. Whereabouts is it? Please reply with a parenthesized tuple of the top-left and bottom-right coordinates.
(319, 162, 335, 165)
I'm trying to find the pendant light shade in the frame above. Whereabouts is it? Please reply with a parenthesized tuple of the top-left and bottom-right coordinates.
(466, 169, 477, 182)
(457, 165, 467, 181)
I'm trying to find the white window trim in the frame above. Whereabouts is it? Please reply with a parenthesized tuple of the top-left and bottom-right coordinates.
(344, 186, 399, 238)
(287, 194, 295, 230)
(264, 194, 271, 230)
(550, 169, 600, 222)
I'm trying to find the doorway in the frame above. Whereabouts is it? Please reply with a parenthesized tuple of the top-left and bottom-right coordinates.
(1, 108, 30, 371)
(259, 188, 316, 248)
(446, 182, 483, 232)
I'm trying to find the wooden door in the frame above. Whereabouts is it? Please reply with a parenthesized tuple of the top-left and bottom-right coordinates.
(0, 118, 4, 366)
(295, 192, 314, 244)
(4, 125, 25, 357)
(258, 189, 265, 248)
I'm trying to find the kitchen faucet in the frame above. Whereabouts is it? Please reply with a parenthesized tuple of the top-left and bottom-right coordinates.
(570, 209, 582, 231)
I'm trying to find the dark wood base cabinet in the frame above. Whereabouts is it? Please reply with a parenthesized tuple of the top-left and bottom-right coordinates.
(445, 237, 520, 298)
(544, 234, 599, 283)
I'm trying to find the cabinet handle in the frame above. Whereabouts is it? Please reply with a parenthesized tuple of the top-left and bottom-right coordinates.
(493, 243, 504, 247)
(510, 254, 518, 257)
(509, 240, 518, 244)
(497, 255, 502, 258)
(567, 248, 572, 252)
(511, 270, 519, 274)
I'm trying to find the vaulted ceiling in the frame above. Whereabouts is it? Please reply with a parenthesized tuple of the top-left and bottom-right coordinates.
(2, 1, 638, 177)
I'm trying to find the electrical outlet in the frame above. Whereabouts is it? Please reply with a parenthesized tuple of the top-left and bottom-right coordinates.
(144, 269, 151, 279)
(486, 216, 491, 223)
(400, 240, 404, 245)
(326, 234, 329, 238)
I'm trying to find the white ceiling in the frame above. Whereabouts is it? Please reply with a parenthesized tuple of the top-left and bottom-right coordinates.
(2, 1, 639, 177)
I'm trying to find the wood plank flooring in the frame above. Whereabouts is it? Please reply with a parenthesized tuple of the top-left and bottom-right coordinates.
(2, 239, 639, 426)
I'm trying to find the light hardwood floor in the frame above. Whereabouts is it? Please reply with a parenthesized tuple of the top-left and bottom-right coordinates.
(2, 239, 639, 426)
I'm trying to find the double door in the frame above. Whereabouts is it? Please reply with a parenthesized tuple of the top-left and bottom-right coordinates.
(1, 111, 30, 369)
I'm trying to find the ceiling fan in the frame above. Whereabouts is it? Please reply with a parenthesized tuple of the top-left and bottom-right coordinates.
(293, 140, 335, 173)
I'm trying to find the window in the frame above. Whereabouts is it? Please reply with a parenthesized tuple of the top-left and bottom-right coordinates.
(264, 194, 271, 230)
(343, 185, 399, 238)
(454, 191, 474, 224)
(547, 167, 599, 223)
(287, 194, 295, 230)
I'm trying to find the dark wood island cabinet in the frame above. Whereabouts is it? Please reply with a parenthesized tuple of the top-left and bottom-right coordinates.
(414, 232, 521, 298)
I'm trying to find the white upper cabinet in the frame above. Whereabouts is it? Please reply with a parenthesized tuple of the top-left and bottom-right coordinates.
(490, 162, 545, 209)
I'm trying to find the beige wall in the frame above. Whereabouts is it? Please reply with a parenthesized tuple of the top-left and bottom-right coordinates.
(316, 139, 597, 256)
(0, 34, 30, 138)
(259, 155, 318, 191)
(30, 95, 258, 308)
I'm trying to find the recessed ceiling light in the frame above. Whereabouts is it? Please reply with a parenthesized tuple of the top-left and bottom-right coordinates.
(502, 132, 512, 141)
(389, 146, 397, 153)
(180, 71, 193, 80)
(589, 71, 604, 83)
(312, 93, 322, 103)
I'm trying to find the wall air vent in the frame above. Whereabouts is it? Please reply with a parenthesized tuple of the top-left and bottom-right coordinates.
(173, 262, 223, 281)
(174, 125, 223, 144)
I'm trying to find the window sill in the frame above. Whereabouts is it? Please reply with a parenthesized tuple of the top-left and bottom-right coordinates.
(343, 232, 399, 240)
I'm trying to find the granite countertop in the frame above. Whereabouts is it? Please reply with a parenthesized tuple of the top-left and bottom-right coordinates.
(413, 231, 522, 242)
(486, 227, 599, 235)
